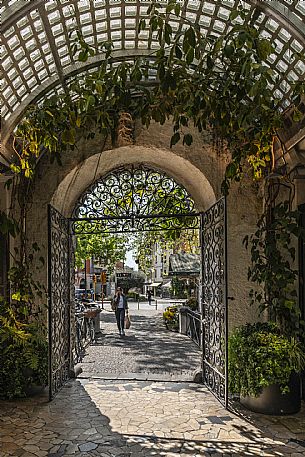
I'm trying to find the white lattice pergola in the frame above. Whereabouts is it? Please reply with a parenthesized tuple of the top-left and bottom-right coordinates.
(1, 0, 305, 166)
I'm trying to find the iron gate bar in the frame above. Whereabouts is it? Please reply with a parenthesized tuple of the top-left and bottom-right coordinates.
(48, 166, 228, 409)
(73, 165, 197, 219)
(71, 215, 200, 235)
(185, 309, 202, 347)
(201, 197, 228, 408)
(48, 204, 71, 401)
(72, 228, 200, 235)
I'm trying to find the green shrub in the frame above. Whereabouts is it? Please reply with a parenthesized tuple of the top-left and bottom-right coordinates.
(185, 297, 198, 311)
(228, 322, 305, 397)
(0, 300, 48, 399)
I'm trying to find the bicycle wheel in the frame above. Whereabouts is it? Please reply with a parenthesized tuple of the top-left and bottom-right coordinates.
(88, 318, 95, 343)
(75, 322, 83, 363)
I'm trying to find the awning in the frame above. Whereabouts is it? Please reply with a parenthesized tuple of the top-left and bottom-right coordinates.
(150, 282, 162, 287)
(161, 281, 172, 288)
(169, 253, 200, 276)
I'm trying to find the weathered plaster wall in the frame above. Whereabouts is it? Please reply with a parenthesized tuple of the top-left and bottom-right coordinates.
(0, 180, 13, 299)
(51, 145, 216, 216)
(26, 120, 263, 330)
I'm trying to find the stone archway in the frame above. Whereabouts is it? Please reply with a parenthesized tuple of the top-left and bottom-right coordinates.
(48, 158, 230, 405)
(25, 120, 262, 333)
(51, 145, 217, 217)
(24, 122, 262, 401)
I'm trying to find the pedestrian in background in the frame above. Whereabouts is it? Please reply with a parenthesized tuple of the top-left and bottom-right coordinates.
(112, 287, 128, 336)
(147, 289, 152, 306)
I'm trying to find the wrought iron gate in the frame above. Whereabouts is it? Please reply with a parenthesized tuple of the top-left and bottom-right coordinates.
(201, 197, 228, 407)
(48, 205, 72, 400)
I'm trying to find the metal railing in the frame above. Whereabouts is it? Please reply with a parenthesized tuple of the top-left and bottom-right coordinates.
(184, 308, 202, 347)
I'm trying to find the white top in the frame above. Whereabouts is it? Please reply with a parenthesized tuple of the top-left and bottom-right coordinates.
(118, 295, 124, 309)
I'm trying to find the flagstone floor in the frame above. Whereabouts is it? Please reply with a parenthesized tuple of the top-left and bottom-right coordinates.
(1, 379, 305, 457)
(1, 308, 305, 456)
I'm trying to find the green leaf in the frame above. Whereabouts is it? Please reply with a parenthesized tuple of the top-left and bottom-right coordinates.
(164, 22, 172, 45)
(226, 162, 238, 179)
(229, 9, 239, 21)
(224, 44, 234, 58)
(292, 108, 303, 122)
(185, 27, 196, 48)
(257, 39, 273, 60)
(170, 132, 180, 147)
(61, 129, 76, 145)
(86, 94, 96, 110)
(207, 55, 213, 69)
(174, 45, 182, 59)
(78, 49, 88, 62)
(186, 47, 194, 65)
(183, 133, 193, 146)
(138, 18, 146, 33)
(174, 3, 181, 16)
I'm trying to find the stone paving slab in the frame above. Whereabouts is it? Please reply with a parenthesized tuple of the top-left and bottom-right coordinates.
(1, 379, 305, 456)
(79, 309, 202, 381)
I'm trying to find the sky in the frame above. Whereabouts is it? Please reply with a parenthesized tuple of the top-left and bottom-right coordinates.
(125, 249, 138, 270)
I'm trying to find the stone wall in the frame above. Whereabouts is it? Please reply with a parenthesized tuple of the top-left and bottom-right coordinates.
(25, 120, 263, 330)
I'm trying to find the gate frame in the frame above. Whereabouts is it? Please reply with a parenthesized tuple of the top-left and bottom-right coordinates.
(48, 204, 73, 400)
(48, 171, 228, 405)
(200, 196, 228, 408)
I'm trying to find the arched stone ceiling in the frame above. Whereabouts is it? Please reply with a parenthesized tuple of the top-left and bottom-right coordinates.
(1, 0, 305, 150)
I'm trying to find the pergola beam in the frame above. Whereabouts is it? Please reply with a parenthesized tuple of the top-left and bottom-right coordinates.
(250, 0, 305, 45)
(1, 49, 155, 145)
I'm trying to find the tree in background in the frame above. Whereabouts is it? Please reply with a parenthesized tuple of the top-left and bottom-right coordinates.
(75, 232, 129, 273)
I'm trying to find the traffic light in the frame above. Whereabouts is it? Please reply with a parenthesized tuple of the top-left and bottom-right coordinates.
(92, 274, 97, 283)
(100, 271, 107, 284)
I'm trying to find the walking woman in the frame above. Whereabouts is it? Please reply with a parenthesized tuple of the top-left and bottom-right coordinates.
(112, 287, 128, 336)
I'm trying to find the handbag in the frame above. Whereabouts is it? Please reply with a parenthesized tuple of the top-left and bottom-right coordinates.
(125, 313, 131, 329)
(111, 298, 117, 311)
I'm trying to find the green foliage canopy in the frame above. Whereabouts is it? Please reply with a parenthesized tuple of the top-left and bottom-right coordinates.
(75, 232, 129, 271)
(10, 3, 305, 190)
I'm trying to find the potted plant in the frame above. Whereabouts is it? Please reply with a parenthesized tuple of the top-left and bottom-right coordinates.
(228, 322, 305, 414)
(228, 201, 305, 414)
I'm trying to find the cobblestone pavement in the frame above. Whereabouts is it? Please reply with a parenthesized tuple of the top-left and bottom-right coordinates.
(79, 308, 202, 381)
(1, 308, 305, 456)
(1, 379, 305, 456)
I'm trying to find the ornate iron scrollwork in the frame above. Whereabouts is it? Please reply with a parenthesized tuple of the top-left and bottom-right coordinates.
(201, 197, 228, 407)
(48, 205, 72, 400)
(72, 165, 198, 233)
(71, 214, 199, 234)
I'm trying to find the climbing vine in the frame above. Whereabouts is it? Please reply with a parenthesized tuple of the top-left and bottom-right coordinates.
(244, 201, 305, 336)
(1, 1, 305, 399)
(6, 2, 304, 192)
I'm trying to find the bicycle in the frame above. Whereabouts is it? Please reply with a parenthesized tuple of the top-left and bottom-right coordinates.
(74, 311, 86, 363)
(85, 314, 95, 344)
